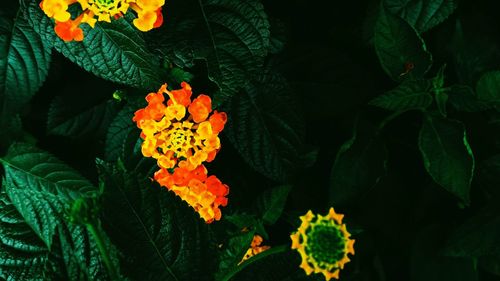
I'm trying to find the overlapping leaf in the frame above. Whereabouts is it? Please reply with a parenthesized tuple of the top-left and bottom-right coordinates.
(224, 71, 305, 182)
(370, 79, 433, 111)
(97, 161, 214, 281)
(154, 0, 270, 105)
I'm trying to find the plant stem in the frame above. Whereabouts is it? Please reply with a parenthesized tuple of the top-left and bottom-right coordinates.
(87, 221, 119, 280)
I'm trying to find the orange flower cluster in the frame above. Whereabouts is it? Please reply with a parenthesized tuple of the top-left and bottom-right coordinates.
(40, 0, 164, 42)
(133, 82, 229, 223)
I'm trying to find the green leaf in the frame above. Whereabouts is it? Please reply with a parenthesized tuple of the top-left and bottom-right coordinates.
(448, 85, 492, 112)
(225, 214, 268, 239)
(228, 248, 317, 281)
(47, 95, 120, 138)
(330, 118, 387, 205)
(385, 0, 457, 32)
(370, 79, 433, 111)
(0, 5, 51, 116)
(0, 144, 112, 280)
(26, 2, 161, 91)
(0, 143, 97, 247)
(0, 191, 53, 280)
(215, 230, 255, 281)
(255, 185, 291, 225)
(153, 0, 270, 105)
(418, 114, 474, 205)
(476, 71, 500, 103)
(224, 71, 305, 182)
(411, 224, 478, 281)
(443, 204, 500, 258)
(374, 6, 432, 81)
(97, 160, 214, 281)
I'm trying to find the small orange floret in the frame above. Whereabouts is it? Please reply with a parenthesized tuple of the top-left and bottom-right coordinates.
(54, 20, 84, 42)
(189, 95, 212, 123)
(153, 7, 163, 28)
(209, 111, 227, 134)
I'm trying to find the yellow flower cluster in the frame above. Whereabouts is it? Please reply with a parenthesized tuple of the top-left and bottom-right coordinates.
(40, 0, 164, 42)
(290, 208, 355, 280)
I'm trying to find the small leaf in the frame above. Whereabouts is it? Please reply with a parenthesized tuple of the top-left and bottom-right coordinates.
(411, 224, 478, 281)
(374, 6, 432, 81)
(215, 230, 255, 281)
(48, 96, 119, 138)
(443, 203, 500, 258)
(330, 118, 387, 205)
(255, 185, 291, 225)
(385, 0, 458, 32)
(26, 2, 162, 91)
(448, 85, 492, 112)
(418, 114, 474, 205)
(370, 79, 432, 111)
(224, 71, 305, 182)
(476, 71, 500, 103)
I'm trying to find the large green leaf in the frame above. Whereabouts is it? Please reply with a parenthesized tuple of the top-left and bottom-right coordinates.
(370, 79, 433, 111)
(418, 114, 474, 205)
(0, 144, 113, 280)
(330, 119, 387, 205)
(0, 143, 96, 247)
(25, 1, 161, 91)
(97, 160, 214, 281)
(385, 0, 457, 32)
(47, 95, 120, 138)
(153, 0, 270, 105)
(374, 6, 432, 81)
(223, 71, 305, 182)
(0, 5, 51, 116)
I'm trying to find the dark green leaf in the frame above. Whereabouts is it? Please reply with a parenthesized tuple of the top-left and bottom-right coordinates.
(0, 143, 96, 247)
(385, 0, 457, 32)
(215, 230, 255, 281)
(153, 0, 270, 105)
(26, 2, 161, 91)
(476, 71, 500, 103)
(370, 79, 432, 111)
(225, 214, 268, 239)
(0, 5, 51, 115)
(443, 204, 500, 258)
(224, 71, 305, 182)
(330, 119, 387, 205)
(411, 224, 478, 281)
(48, 96, 120, 138)
(0, 144, 112, 280)
(97, 160, 214, 281)
(448, 85, 492, 112)
(418, 114, 474, 205)
(374, 7, 432, 81)
(255, 185, 291, 225)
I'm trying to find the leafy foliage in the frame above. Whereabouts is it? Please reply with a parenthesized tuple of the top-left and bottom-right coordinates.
(370, 79, 433, 111)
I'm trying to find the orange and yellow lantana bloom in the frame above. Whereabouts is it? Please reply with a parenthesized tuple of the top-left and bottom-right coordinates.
(290, 208, 355, 280)
(133, 82, 229, 223)
(40, 0, 164, 42)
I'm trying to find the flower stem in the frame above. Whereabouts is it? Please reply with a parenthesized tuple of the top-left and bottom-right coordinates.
(86, 221, 120, 280)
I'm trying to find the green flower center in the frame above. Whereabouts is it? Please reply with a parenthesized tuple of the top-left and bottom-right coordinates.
(306, 224, 346, 266)
(166, 127, 193, 152)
